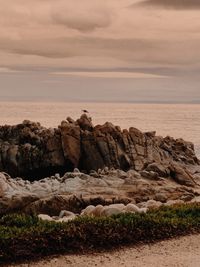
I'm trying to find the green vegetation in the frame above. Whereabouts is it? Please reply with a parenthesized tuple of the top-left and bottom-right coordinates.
(0, 203, 200, 263)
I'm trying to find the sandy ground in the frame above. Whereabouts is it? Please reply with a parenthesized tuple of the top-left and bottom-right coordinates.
(8, 234, 200, 267)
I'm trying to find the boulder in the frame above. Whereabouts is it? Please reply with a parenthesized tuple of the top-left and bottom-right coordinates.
(81, 205, 96, 216)
(77, 114, 94, 131)
(100, 206, 122, 217)
(38, 214, 54, 221)
(58, 214, 77, 222)
(140, 170, 159, 180)
(146, 163, 170, 178)
(59, 210, 76, 218)
(92, 205, 104, 217)
(169, 164, 196, 187)
(125, 203, 140, 213)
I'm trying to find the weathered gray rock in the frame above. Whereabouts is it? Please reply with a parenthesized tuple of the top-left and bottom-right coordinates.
(0, 166, 199, 216)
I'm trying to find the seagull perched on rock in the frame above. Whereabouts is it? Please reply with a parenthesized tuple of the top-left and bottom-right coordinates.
(82, 109, 89, 113)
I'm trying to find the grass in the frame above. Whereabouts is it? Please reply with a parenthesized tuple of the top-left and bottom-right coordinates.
(0, 203, 200, 263)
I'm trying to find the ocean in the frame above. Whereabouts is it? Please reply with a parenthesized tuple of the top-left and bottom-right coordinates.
(0, 102, 199, 157)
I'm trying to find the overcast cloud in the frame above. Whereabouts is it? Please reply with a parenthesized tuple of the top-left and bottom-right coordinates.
(0, 0, 199, 102)
(138, 0, 200, 9)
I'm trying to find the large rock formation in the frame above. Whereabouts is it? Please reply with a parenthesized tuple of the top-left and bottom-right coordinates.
(0, 166, 200, 216)
(0, 115, 199, 216)
(0, 114, 198, 179)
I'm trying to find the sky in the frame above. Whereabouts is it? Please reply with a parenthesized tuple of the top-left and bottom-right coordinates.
(0, 0, 200, 103)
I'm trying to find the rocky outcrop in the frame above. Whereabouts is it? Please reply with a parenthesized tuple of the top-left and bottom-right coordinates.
(0, 115, 199, 216)
(0, 114, 198, 179)
(0, 165, 200, 216)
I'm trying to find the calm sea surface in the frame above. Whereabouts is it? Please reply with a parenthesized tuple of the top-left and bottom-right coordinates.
(0, 102, 199, 157)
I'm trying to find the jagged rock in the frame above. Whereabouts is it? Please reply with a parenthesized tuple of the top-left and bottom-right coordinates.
(66, 117, 75, 124)
(77, 114, 93, 131)
(60, 122, 81, 168)
(169, 163, 196, 187)
(146, 163, 170, 178)
(0, 115, 198, 178)
(140, 170, 160, 180)
(0, 114, 199, 179)
(0, 115, 199, 216)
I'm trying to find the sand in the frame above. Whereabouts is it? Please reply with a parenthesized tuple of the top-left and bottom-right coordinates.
(9, 234, 200, 267)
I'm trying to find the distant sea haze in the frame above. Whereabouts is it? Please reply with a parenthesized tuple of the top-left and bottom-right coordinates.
(0, 102, 199, 157)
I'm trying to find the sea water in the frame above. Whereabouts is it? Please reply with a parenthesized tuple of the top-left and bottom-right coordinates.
(0, 102, 199, 157)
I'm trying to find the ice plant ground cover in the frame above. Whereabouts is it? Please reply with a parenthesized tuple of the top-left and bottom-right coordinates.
(0, 203, 200, 263)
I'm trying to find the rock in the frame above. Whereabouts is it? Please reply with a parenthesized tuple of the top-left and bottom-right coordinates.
(77, 114, 94, 131)
(0, 115, 198, 179)
(58, 214, 77, 222)
(66, 117, 75, 124)
(190, 196, 200, 203)
(0, 115, 199, 215)
(169, 163, 196, 187)
(38, 214, 54, 221)
(60, 122, 81, 168)
(138, 200, 162, 209)
(125, 203, 140, 213)
(138, 207, 148, 213)
(73, 168, 80, 173)
(165, 200, 184, 206)
(109, 203, 125, 210)
(100, 206, 123, 217)
(24, 195, 84, 215)
(92, 205, 104, 217)
(140, 170, 159, 180)
(146, 163, 170, 178)
(0, 173, 9, 197)
(59, 210, 76, 218)
(180, 194, 195, 202)
(154, 193, 168, 203)
(81, 205, 96, 216)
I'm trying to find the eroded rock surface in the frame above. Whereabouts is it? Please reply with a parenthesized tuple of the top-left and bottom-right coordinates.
(0, 166, 200, 216)
(0, 115, 198, 179)
(0, 115, 199, 216)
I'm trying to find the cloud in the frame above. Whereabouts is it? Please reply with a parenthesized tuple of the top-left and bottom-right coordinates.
(0, 36, 200, 68)
(0, 67, 19, 73)
(52, 71, 168, 79)
(51, 1, 112, 32)
(0, 0, 200, 79)
(137, 0, 200, 9)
